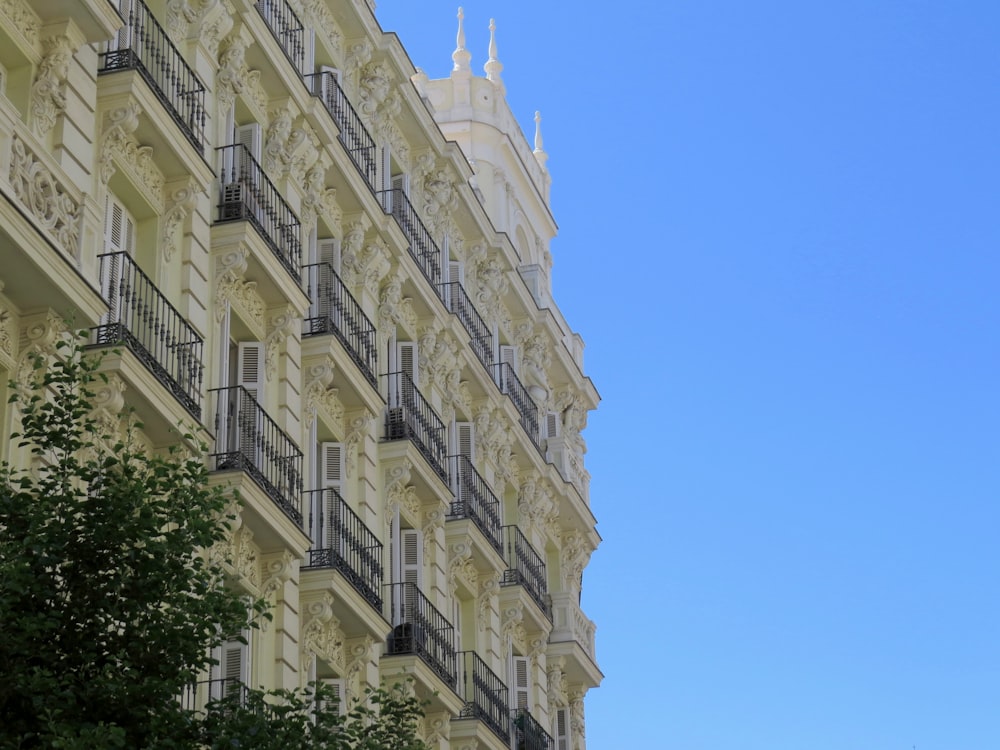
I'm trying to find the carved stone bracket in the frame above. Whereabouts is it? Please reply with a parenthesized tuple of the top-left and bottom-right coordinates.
(501, 600, 526, 652)
(447, 538, 477, 595)
(345, 412, 373, 478)
(422, 507, 444, 563)
(30, 34, 74, 138)
(214, 247, 265, 337)
(301, 158, 341, 235)
(303, 358, 344, 433)
(477, 571, 501, 633)
(546, 657, 568, 707)
(301, 592, 347, 673)
(260, 549, 296, 601)
(384, 459, 419, 526)
(217, 27, 266, 114)
(99, 100, 165, 210)
(264, 304, 298, 382)
(378, 268, 416, 334)
(162, 178, 200, 263)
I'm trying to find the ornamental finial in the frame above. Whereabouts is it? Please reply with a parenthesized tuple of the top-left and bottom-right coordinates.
(484, 18, 504, 83)
(452, 7, 471, 72)
(533, 111, 549, 169)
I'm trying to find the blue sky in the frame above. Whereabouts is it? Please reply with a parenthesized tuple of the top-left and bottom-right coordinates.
(377, 2, 1000, 748)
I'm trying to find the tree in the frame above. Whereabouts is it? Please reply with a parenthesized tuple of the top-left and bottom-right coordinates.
(0, 333, 428, 750)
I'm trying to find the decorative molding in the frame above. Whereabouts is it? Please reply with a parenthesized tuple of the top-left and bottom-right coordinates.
(501, 600, 526, 652)
(162, 179, 200, 263)
(344, 412, 373, 478)
(447, 538, 477, 595)
(217, 29, 266, 113)
(417, 324, 460, 392)
(215, 247, 265, 335)
(546, 657, 568, 707)
(423, 712, 450, 746)
(260, 549, 295, 601)
(299, 0, 342, 61)
(99, 101, 166, 210)
(301, 593, 347, 673)
(559, 530, 589, 595)
(0, 0, 39, 46)
(9, 135, 82, 257)
(345, 635, 375, 702)
(0, 297, 15, 362)
(422, 507, 444, 563)
(477, 571, 500, 633)
(30, 35, 73, 138)
(421, 168, 459, 237)
(378, 268, 416, 333)
(264, 304, 298, 382)
(263, 105, 308, 179)
(384, 460, 419, 524)
(301, 158, 341, 235)
(514, 321, 552, 396)
(303, 359, 345, 434)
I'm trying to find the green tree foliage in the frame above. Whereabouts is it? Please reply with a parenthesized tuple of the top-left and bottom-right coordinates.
(0, 334, 428, 750)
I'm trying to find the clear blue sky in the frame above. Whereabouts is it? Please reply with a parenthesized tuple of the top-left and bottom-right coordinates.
(377, 3, 1000, 748)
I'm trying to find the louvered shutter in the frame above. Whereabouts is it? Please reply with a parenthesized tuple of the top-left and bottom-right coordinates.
(391, 171, 409, 196)
(319, 442, 344, 551)
(499, 345, 518, 392)
(236, 342, 264, 462)
(512, 655, 530, 710)
(236, 122, 262, 161)
(212, 635, 248, 701)
(394, 341, 418, 410)
(319, 677, 345, 716)
(555, 707, 570, 750)
(456, 422, 474, 461)
(104, 194, 135, 255)
(318, 237, 341, 274)
(400, 528, 422, 624)
(543, 411, 561, 440)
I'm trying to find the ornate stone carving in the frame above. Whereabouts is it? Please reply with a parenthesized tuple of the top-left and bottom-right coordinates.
(303, 359, 344, 432)
(215, 248, 265, 335)
(0, 0, 39, 46)
(501, 600, 526, 651)
(301, 158, 341, 234)
(560, 530, 589, 594)
(0, 300, 14, 361)
(301, 593, 347, 672)
(447, 538, 477, 595)
(217, 30, 265, 113)
(570, 691, 586, 741)
(90, 373, 127, 443)
(472, 251, 511, 327)
(99, 101, 165, 209)
(359, 61, 404, 155)
(300, 0, 342, 60)
(162, 179, 200, 263)
(421, 169, 459, 237)
(423, 712, 450, 746)
(31, 35, 73, 137)
(263, 106, 309, 178)
(261, 550, 295, 601)
(9, 135, 81, 256)
(345, 635, 375, 701)
(378, 269, 416, 333)
(514, 322, 552, 396)
(264, 305, 298, 382)
(422, 507, 444, 562)
(166, 0, 230, 48)
(477, 571, 500, 632)
(345, 412, 373, 478)
(546, 657, 568, 707)
(345, 39, 373, 85)
(385, 460, 419, 523)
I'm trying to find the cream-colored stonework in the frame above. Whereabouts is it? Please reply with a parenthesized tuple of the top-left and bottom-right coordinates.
(0, 3, 600, 748)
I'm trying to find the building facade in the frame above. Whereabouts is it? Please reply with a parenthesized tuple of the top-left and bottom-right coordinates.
(0, 1, 600, 748)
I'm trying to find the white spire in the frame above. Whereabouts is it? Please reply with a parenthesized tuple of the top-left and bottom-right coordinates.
(452, 7, 471, 73)
(484, 18, 504, 85)
(533, 111, 549, 169)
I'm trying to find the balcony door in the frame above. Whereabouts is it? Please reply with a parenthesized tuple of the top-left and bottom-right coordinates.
(313, 441, 344, 555)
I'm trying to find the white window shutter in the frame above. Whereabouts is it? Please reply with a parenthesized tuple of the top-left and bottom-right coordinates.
(104, 194, 135, 256)
(318, 441, 345, 549)
(397, 340, 418, 386)
(237, 342, 265, 403)
(320, 442, 344, 491)
(319, 677, 345, 716)
(318, 237, 341, 273)
(447, 260, 464, 285)
(236, 122, 262, 161)
(512, 655, 530, 710)
(555, 707, 571, 750)
(401, 528, 422, 589)
(391, 171, 410, 196)
(303, 29, 315, 73)
(212, 634, 249, 700)
(500, 345, 518, 374)
(456, 421, 475, 462)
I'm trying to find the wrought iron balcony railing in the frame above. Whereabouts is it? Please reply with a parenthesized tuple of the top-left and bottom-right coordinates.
(303, 262, 377, 386)
(99, 0, 207, 153)
(181, 678, 249, 712)
(447, 455, 503, 556)
(383, 371, 448, 482)
(215, 143, 302, 283)
(440, 281, 493, 371)
(501, 526, 550, 619)
(493, 363, 541, 451)
(385, 582, 457, 688)
(303, 487, 383, 610)
(92, 252, 204, 419)
(254, 0, 306, 74)
(457, 651, 510, 743)
(511, 708, 554, 750)
(210, 385, 303, 527)
(306, 72, 378, 191)
(377, 188, 444, 292)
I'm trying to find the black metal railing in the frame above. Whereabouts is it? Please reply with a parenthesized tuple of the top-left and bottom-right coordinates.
(91, 252, 204, 419)
(215, 143, 302, 282)
(303, 487, 383, 610)
(385, 582, 457, 688)
(99, 0, 206, 153)
(303, 262, 377, 386)
(306, 72, 378, 191)
(210, 385, 303, 527)
(493, 363, 541, 450)
(512, 708, 554, 750)
(447, 455, 503, 556)
(376, 188, 443, 292)
(440, 282, 492, 371)
(254, 0, 306, 75)
(502, 526, 550, 619)
(457, 651, 510, 742)
(383, 371, 448, 482)
(181, 678, 249, 712)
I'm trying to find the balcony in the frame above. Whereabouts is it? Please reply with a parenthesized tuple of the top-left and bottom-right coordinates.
(306, 72, 378, 192)
(215, 143, 302, 284)
(91, 252, 204, 419)
(99, 0, 207, 153)
(377, 189, 444, 292)
(494, 363, 542, 452)
(447, 455, 503, 556)
(512, 708, 554, 750)
(209, 385, 303, 527)
(385, 582, 457, 688)
(383, 371, 448, 482)
(303, 487, 383, 610)
(501, 526, 550, 620)
(254, 0, 306, 75)
(456, 651, 510, 743)
(304, 262, 377, 387)
(441, 282, 493, 372)
(181, 678, 249, 712)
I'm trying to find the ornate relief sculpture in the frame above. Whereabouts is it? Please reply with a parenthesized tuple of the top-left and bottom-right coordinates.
(9, 135, 81, 256)
(30, 35, 73, 137)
